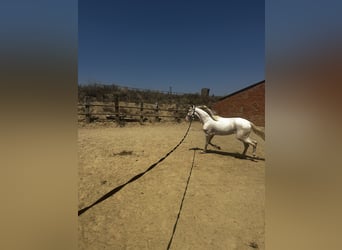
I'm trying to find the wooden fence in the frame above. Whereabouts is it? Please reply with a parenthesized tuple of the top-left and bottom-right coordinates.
(78, 97, 188, 126)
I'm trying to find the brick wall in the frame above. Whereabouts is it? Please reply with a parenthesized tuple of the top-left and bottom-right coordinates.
(212, 82, 265, 126)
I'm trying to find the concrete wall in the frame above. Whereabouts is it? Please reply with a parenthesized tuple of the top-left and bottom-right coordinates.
(212, 82, 265, 126)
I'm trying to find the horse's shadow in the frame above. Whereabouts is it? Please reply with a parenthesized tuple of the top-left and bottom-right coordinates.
(189, 147, 265, 162)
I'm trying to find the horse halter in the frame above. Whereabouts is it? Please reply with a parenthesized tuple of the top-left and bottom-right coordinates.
(188, 106, 196, 120)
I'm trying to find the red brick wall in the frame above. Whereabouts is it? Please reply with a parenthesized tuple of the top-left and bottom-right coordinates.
(212, 82, 265, 126)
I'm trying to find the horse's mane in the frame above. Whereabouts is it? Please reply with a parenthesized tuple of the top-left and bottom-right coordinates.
(197, 105, 221, 121)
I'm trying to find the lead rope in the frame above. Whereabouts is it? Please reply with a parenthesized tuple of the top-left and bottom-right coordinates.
(78, 120, 193, 216)
(166, 148, 197, 250)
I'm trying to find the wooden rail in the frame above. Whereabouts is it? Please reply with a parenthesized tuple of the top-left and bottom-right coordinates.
(78, 97, 187, 125)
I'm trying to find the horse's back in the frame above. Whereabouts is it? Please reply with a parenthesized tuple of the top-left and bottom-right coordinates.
(232, 117, 252, 128)
(206, 117, 237, 135)
(219, 117, 252, 131)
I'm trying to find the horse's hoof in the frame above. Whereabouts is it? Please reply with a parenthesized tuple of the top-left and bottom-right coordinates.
(217, 146, 221, 150)
(200, 150, 206, 154)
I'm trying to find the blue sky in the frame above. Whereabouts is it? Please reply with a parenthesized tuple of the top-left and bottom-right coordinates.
(79, 0, 264, 96)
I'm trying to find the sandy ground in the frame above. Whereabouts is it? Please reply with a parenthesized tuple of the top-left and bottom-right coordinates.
(78, 121, 265, 250)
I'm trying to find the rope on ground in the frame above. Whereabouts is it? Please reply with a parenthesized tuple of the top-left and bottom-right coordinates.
(166, 148, 197, 250)
(78, 120, 193, 216)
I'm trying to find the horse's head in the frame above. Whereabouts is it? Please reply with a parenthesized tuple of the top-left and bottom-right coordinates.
(185, 105, 196, 121)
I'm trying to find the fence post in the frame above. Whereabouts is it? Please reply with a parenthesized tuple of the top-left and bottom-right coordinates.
(114, 96, 121, 126)
(175, 104, 180, 122)
(155, 102, 160, 122)
(85, 96, 91, 123)
(140, 102, 144, 124)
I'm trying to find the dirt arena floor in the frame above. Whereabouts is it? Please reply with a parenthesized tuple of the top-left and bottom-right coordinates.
(78, 121, 265, 249)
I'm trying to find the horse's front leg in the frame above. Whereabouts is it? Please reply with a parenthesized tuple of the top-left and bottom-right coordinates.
(208, 136, 221, 150)
(202, 133, 212, 153)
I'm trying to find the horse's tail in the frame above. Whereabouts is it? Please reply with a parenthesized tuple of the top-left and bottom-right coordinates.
(251, 123, 265, 141)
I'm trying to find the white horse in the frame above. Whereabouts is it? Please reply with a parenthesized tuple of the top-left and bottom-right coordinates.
(185, 105, 265, 158)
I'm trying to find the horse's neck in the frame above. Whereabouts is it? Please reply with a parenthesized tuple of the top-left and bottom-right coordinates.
(195, 108, 213, 124)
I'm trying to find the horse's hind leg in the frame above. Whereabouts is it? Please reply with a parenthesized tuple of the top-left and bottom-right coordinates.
(249, 138, 258, 157)
(242, 142, 249, 156)
(238, 137, 257, 158)
(244, 138, 257, 157)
